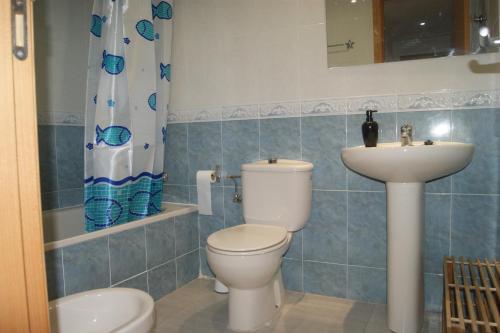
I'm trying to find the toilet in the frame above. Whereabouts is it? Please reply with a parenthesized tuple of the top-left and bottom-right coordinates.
(206, 159, 313, 332)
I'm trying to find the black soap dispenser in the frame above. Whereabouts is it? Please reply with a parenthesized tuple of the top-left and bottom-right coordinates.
(362, 110, 378, 147)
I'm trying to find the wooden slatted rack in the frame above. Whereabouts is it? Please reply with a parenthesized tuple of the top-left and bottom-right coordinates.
(443, 257, 500, 333)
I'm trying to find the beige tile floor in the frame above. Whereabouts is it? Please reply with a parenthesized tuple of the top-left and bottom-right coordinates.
(153, 279, 441, 333)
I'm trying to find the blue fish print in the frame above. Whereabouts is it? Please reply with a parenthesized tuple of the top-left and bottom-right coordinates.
(128, 190, 162, 217)
(162, 126, 167, 144)
(160, 63, 170, 81)
(102, 50, 125, 75)
(135, 19, 155, 41)
(85, 197, 123, 226)
(95, 125, 132, 146)
(90, 14, 104, 37)
(152, 1, 172, 20)
(148, 93, 157, 111)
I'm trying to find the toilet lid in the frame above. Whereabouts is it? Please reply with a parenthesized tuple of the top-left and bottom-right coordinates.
(207, 224, 288, 253)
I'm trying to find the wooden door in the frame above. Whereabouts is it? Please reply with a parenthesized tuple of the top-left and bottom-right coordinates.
(0, 1, 50, 332)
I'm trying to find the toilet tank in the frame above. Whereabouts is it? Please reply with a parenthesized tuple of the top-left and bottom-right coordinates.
(241, 159, 313, 231)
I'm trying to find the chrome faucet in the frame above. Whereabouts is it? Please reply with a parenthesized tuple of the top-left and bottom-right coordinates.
(400, 124, 413, 146)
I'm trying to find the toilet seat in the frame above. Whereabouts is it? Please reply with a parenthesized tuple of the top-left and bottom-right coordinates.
(207, 224, 289, 255)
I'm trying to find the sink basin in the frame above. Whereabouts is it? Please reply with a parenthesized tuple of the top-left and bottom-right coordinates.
(49, 288, 155, 333)
(341, 141, 475, 183)
(340, 140, 474, 333)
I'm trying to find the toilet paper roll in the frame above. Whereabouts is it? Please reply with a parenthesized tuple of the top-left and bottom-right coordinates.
(197, 170, 216, 215)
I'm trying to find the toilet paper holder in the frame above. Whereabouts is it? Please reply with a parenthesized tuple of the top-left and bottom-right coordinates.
(212, 165, 221, 183)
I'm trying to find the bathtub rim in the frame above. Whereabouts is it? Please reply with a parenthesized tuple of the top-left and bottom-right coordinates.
(44, 202, 198, 252)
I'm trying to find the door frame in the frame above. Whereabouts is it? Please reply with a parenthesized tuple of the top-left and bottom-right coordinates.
(0, 1, 50, 332)
(372, 0, 384, 63)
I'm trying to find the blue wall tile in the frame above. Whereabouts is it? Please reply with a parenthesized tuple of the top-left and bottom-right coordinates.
(188, 185, 198, 204)
(114, 272, 149, 294)
(424, 194, 451, 274)
(176, 250, 199, 287)
(426, 177, 451, 195)
(198, 186, 224, 247)
(109, 228, 147, 284)
(45, 249, 64, 300)
(164, 123, 189, 185)
(285, 230, 302, 260)
(396, 110, 453, 194)
(222, 120, 259, 185)
(147, 260, 176, 300)
(163, 184, 190, 203)
(451, 194, 498, 259)
(260, 118, 301, 160)
(424, 274, 443, 312)
(146, 218, 175, 269)
(452, 109, 499, 194)
(348, 192, 387, 268)
(223, 186, 244, 227)
(63, 237, 110, 295)
(301, 115, 347, 190)
(38, 125, 58, 193)
(42, 191, 59, 210)
(55, 126, 84, 190)
(282, 258, 302, 292)
(348, 266, 387, 304)
(304, 261, 347, 298)
(346, 113, 396, 191)
(58, 188, 83, 208)
(303, 190, 347, 264)
(188, 122, 222, 185)
(397, 111, 451, 142)
(175, 213, 199, 256)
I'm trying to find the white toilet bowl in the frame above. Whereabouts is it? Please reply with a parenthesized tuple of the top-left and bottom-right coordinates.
(206, 224, 292, 332)
(206, 159, 313, 332)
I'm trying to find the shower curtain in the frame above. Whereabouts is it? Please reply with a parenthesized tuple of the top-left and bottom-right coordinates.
(84, 0, 173, 231)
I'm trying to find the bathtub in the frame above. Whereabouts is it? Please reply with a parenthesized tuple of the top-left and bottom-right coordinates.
(43, 202, 197, 251)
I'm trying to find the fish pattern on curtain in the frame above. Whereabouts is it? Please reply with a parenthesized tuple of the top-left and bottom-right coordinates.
(84, 0, 173, 231)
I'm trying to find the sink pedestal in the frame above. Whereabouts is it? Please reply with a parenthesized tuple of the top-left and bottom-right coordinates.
(386, 182, 425, 333)
(341, 142, 474, 333)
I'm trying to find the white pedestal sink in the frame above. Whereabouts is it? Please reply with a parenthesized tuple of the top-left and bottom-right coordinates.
(341, 141, 474, 333)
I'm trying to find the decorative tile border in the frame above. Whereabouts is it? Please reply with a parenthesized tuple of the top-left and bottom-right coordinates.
(222, 104, 259, 120)
(167, 109, 191, 123)
(301, 98, 346, 117)
(259, 102, 300, 119)
(38, 112, 85, 126)
(38, 89, 500, 125)
(186, 108, 222, 123)
(397, 92, 451, 111)
(451, 90, 500, 109)
(346, 95, 398, 114)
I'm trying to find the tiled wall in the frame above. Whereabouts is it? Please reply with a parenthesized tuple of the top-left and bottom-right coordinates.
(164, 106, 499, 312)
(38, 125, 85, 210)
(170, 0, 500, 111)
(45, 212, 199, 301)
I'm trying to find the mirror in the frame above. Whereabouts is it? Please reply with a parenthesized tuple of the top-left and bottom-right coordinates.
(326, 0, 500, 67)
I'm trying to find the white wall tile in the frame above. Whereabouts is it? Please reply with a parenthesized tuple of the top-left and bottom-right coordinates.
(170, 0, 500, 111)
